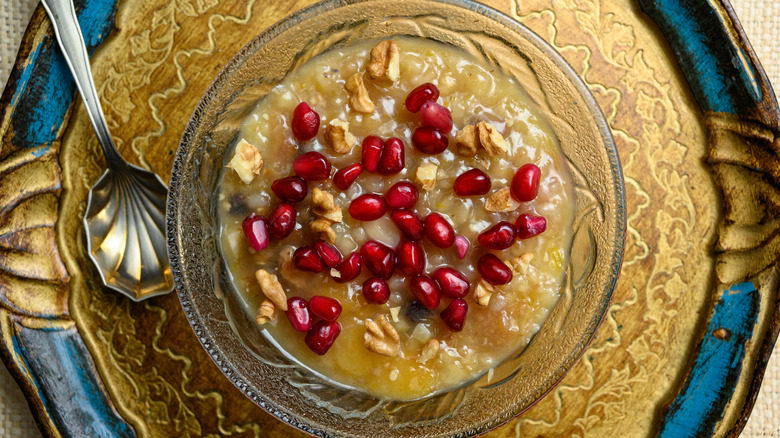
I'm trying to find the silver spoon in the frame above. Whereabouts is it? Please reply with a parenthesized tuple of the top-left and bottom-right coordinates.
(42, 0, 172, 301)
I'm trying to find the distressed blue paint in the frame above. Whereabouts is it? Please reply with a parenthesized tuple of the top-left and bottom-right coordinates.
(13, 323, 136, 438)
(657, 282, 759, 438)
(639, 0, 761, 114)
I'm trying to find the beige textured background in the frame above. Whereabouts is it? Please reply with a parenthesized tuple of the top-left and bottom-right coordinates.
(0, 0, 778, 436)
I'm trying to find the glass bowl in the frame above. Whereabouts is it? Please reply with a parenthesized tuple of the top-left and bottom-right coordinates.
(167, 0, 626, 436)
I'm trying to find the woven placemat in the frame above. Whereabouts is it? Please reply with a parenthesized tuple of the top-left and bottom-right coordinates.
(0, 0, 778, 436)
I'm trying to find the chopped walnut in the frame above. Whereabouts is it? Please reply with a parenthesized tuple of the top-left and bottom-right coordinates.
(367, 40, 400, 82)
(325, 119, 356, 154)
(344, 73, 375, 114)
(418, 339, 440, 364)
(455, 122, 509, 157)
(256, 299, 276, 325)
(507, 253, 534, 275)
(485, 188, 519, 212)
(311, 218, 338, 244)
(279, 246, 307, 288)
(364, 315, 400, 357)
(255, 269, 288, 311)
(455, 125, 479, 156)
(416, 163, 438, 191)
(312, 188, 342, 223)
(226, 138, 263, 184)
(474, 280, 495, 307)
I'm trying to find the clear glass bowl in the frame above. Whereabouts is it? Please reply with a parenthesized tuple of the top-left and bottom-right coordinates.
(167, 0, 626, 436)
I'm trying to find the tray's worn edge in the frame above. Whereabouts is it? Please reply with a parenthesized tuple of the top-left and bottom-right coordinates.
(0, 0, 136, 437)
(639, 0, 780, 437)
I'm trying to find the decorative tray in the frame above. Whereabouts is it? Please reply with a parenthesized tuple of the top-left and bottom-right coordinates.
(1, 0, 777, 436)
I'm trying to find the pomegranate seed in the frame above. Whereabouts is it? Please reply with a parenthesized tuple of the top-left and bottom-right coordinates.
(412, 127, 448, 154)
(453, 168, 491, 196)
(510, 163, 541, 202)
(360, 241, 396, 280)
(454, 236, 469, 259)
(267, 203, 297, 239)
(294, 151, 331, 181)
(396, 240, 426, 276)
(440, 298, 468, 331)
(424, 213, 455, 248)
(286, 297, 313, 332)
(314, 239, 342, 268)
(362, 277, 391, 304)
(420, 101, 453, 132)
(308, 296, 342, 322)
(410, 275, 441, 309)
(332, 252, 362, 283)
(405, 83, 440, 113)
(433, 267, 470, 298)
(291, 102, 320, 141)
(349, 194, 388, 221)
(477, 253, 513, 285)
(377, 137, 405, 175)
(390, 209, 426, 241)
(362, 135, 384, 172)
(305, 321, 341, 355)
(333, 163, 363, 190)
(477, 221, 516, 250)
(515, 213, 547, 239)
(271, 176, 308, 202)
(293, 246, 325, 273)
(242, 214, 269, 252)
(385, 181, 418, 209)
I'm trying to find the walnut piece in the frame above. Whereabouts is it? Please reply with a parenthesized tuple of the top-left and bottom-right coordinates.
(507, 253, 534, 275)
(256, 300, 276, 325)
(416, 163, 438, 191)
(226, 138, 263, 184)
(455, 122, 509, 157)
(325, 119, 356, 154)
(418, 339, 440, 364)
(311, 218, 338, 244)
(364, 315, 400, 357)
(312, 188, 342, 223)
(367, 40, 400, 82)
(474, 280, 495, 307)
(344, 73, 375, 114)
(255, 269, 288, 311)
(455, 125, 479, 156)
(485, 187, 519, 212)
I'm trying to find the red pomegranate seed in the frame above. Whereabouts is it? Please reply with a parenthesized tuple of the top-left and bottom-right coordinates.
(385, 181, 418, 209)
(242, 214, 269, 252)
(271, 176, 308, 202)
(510, 163, 541, 202)
(333, 163, 363, 190)
(412, 127, 448, 154)
(405, 83, 440, 113)
(453, 168, 491, 196)
(433, 267, 470, 298)
(440, 298, 468, 331)
(314, 239, 342, 268)
(360, 241, 396, 280)
(377, 137, 405, 175)
(332, 252, 362, 283)
(291, 102, 320, 141)
(293, 246, 325, 273)
(410, 275, 442, 309)
(477, 253, 513, 285)
(361, 135, 384, 172)
(425, 213, 455, 248)
(390, 209, 425, 241)
(349, 194, 388, 221)
(477, 221, 516, 250)
(420, 101, 453, 132)
(396, 240, 426, 276)
(267, 203, 297, 239)
(515, 213, 547, 239)
(286, 297, 313, 332)
(362, 277, 391, 304)
(308, 296, 342, 322)
(305, 321, 341, 355)
(454, 235, 469, 259)
(294, 151, 332, 181)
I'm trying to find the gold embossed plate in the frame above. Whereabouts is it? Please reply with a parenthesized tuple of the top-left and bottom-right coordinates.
(1, 0, 778, 436)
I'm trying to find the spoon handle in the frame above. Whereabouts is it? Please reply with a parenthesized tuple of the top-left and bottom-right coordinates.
(41, 0, 125, 168)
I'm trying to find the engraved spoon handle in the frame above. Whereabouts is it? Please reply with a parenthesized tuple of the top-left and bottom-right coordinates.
(41, 0, 125, 169)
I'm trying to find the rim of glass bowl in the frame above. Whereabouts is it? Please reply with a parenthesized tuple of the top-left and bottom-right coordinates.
(167, 0, 626, 436)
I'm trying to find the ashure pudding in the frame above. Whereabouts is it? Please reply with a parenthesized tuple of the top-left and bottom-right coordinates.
(217, 37, 575, 400)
